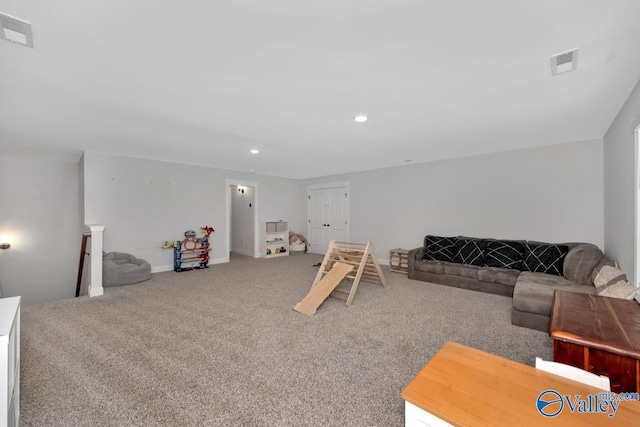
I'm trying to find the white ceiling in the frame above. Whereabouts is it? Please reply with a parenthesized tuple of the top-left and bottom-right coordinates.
(1, 1, 640, 179)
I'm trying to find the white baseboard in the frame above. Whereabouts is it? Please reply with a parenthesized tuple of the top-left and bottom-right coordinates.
(151, 264, 173, 273)
(231, 249, 254, 257)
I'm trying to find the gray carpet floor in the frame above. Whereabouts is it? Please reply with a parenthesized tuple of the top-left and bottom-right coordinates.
(20, 253, 552, 426)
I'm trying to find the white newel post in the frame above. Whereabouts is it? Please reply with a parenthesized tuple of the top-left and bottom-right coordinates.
(85, 224, 105, 297)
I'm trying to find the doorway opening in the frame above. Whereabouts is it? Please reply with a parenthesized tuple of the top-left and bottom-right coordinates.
(225, 179, 260, 261)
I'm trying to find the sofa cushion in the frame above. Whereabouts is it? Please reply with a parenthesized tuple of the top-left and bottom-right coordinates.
(562, 243, 603, 285)
(443, 262, 479, 279)
(414, 260, 444, 274)
(517, 271, 574, 288)
(513, 272, 595, 315)
(522, 243, 568, 276)
(483, 240, 525, 270)
(423, 235, 456, 263)
(478, 267, 520, 287)
(452, 239, 486, 266)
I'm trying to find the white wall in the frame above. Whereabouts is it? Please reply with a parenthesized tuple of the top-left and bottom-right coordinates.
(231, 185, 256, 256)
(83, 152, 305, 271)
(0, 136, 608, 304)
(302, 139, 604, 262)
(0, 155, 82, 305)
(604, 78, 640, 282)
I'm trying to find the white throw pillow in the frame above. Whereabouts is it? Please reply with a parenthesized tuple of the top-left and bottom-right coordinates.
(598, 280, 638, 300)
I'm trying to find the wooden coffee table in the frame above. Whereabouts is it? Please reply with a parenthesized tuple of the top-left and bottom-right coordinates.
(549, 289, 640, 393)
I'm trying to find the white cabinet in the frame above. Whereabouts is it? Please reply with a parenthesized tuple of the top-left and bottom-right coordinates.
(0, 296, 20, 427)
(264, 221, 289, 258)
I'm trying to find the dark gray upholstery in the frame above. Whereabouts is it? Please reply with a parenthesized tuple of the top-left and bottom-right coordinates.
(413, 259, 444, 274)
(562, 243, 603, 285)
(512, 272, 594, 315)
(408, 246, 514, 297)
(443, 262, 479, 279)
(409, 270, 514, 297)
(511, 308, 551, 332)
(477, 267, 520, 287)
(408, 236, 611, 332)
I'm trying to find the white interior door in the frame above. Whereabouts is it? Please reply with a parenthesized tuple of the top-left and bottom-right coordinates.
(308, 184, 349, 255)
(309, 188, 329, 255)
(328, 187, 348, 242)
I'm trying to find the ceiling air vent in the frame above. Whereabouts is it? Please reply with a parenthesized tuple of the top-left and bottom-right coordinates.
(551, 48, 578, 76)
(0, 11, 33, 48)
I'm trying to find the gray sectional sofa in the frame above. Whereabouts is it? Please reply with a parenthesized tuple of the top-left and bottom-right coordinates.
(407, 236, 613, 332)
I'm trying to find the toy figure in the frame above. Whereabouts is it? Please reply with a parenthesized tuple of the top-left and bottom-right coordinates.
(201, 225, 215, 238)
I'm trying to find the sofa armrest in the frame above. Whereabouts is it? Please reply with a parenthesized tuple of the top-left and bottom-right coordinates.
(408, 246, 424, 279)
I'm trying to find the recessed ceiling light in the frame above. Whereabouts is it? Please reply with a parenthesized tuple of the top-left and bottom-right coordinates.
(354, 115, 368, 123)
(250, 149, 259, 154)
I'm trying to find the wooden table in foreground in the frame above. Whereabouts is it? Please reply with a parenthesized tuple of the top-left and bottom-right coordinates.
(402, 341, 640, 426)
(550, 290, 640, 393)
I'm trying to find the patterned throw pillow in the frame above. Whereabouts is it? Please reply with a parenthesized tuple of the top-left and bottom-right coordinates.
(483, 240, 525, 270)
(594, 266, 627, 294)
(452, 239, 486, 266)
(522, 243, 569, 276)
(423, 235, 456, 263)
(598, 280, 638, 300)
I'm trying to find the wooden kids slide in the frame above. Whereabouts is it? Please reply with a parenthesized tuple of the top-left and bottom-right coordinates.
(293, 262, 354, 316)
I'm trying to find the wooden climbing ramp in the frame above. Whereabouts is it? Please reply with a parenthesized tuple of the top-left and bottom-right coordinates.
(294, 262, 354, 316)
(296, 241, 386, 315)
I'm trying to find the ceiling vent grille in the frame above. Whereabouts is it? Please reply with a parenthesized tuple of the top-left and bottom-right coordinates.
(0, 11, 33, 48)
(551, 48, 578, 76)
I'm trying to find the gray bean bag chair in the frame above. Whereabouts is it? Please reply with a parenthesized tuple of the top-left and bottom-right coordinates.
(103, 252, 151, 287)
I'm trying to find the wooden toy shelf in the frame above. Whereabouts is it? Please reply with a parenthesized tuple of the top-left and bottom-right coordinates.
(389, 248, 409, 274)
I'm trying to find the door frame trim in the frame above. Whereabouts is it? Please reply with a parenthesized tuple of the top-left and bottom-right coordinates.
(307, 181, 350, 254)
(634, 125, 640, 286)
